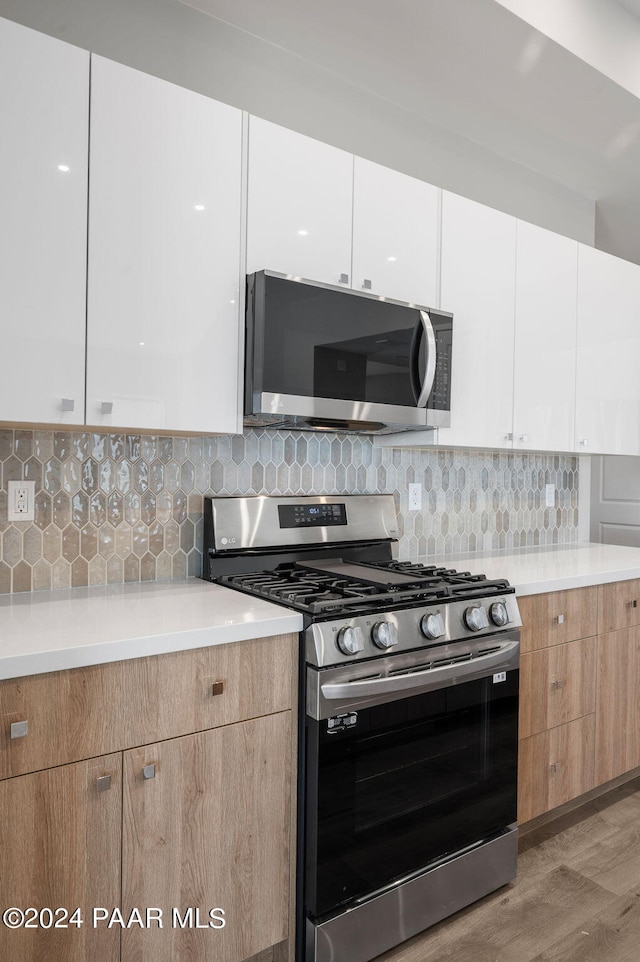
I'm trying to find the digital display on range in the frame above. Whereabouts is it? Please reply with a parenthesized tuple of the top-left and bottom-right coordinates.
(278, 503, 347, 528)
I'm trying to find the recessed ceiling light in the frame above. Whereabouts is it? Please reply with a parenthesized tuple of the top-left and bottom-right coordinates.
(194, 204, 205, 211)
(57, 164, 70, 172)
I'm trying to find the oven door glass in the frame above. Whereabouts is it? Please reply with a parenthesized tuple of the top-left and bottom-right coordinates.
(305, 668, 518, 919)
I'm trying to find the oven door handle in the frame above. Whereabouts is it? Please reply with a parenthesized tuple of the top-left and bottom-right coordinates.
(320, 641, 519, 701)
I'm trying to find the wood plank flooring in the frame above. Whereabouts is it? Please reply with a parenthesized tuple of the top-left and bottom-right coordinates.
(376, 776, 640, 962)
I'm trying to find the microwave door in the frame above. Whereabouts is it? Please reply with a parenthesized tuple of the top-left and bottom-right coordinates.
(410, 311, 437, 407)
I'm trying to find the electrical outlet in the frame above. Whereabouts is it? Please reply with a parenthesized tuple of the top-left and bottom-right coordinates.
(408, 482, 422, 511)
(545, 484, 556, 508)
(7, 480, 35, 522)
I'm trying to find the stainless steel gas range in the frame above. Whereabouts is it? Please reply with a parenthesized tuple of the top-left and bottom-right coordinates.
(203, 494, 521, 962)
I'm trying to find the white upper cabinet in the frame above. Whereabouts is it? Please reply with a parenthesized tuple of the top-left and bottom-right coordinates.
(246, 117, 439, 306)
(437, 191, 516, 450)
(513, 221, 578, 452)
(0, 18, 88, 425)
(351, 157, 439, 307)
(576, 245, 640, 455)
(246, 116, 353, 286)
(87, 56, 243, 434)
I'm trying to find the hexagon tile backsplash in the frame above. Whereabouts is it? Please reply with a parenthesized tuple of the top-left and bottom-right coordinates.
(0, 428, 579, 593)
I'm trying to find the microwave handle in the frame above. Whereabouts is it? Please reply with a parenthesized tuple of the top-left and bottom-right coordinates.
(411, 310, 437, 408)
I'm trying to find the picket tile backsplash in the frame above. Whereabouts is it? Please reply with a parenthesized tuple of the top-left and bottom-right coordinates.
(0, 428, 579, 593)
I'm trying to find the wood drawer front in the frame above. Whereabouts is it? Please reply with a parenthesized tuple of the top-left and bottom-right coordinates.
(519, 637, 596, 740)
(0, 633, 296, 780)
(517, 714, 595, 824)
(518, 587, 598, 653)
(598, 578, 640, 634)
(595, 626, 640, 786)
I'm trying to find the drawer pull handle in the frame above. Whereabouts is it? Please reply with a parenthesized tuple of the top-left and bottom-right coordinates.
(211, 681, 224, 697)
(96, 775, 112, 793)
(142, 764, 156, 780)
(556, 614, 564, 625)
(630, 600, 638, 609)
(10, 721, 28, 739)
(551, 679, 565, 691)
(549, 762, 559, 774)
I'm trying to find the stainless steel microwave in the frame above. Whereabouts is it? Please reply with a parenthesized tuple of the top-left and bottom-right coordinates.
(244, 271, 453, 434)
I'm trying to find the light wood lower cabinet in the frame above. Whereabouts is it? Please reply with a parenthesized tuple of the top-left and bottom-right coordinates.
(518, 715, 595, 823)
(0, 754, 122, 962)
(595, 626, 640, 785)
(122, 713, 291, 962)
(0, 635, 297, 962)
(517, 591, 597, 824)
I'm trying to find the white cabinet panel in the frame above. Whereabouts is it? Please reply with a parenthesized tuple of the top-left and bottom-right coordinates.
(87, 56, 242, 434)
(438, 192, 516, 449)
(576, 245, 640, 455)
(352, 157, 439, 307)
(246, 116, 353, 286)
(513, 221, 577, 452)
(0, 17, 88, 425)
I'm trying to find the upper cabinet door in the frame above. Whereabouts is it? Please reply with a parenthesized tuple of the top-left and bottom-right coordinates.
(352, 157, 439, 306)
(246, 116, 353, 286)
(513, 221, 578, 452)
(438, 191, 516, 449)
(87, 56, 243, 434)
(0, 18, 88, 425)
(576, 245, 640, 455)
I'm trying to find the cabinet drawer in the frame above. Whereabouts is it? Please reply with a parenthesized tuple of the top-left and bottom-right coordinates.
(518, 587, 598, 652)
(517, 714, 595, 823)
(519, 637, 596, 739)
(598, 579, 640, 634)
(0, 634, 296, 780)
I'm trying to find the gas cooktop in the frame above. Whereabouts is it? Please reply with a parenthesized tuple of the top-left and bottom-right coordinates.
(218, 559, 513, 617)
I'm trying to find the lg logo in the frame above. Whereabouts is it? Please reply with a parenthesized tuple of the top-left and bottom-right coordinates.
(221, 537, 237, 545)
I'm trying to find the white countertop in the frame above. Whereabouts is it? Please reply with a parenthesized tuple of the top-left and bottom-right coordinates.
(428, 542, 640, 595)
(0, 579, 303, 680)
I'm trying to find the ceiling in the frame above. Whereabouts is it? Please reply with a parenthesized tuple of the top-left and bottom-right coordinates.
(179, 0, 640, 260)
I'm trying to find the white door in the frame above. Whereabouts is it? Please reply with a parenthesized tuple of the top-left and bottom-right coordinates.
(590, 455, 640, 547)
(351, 157, 439, 307)
(246, 116, 353, 286)
(438, 191, 516, 449)
(87, 56, 243, 434)
(576, 245, 640, 455)
(0, 17, 88, 425)
(513, 221, 578, 452)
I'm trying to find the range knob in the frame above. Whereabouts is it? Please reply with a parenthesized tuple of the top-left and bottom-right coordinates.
(336, 625, 365, 656)
(464, 605, 489, 632)
(371, 621, 398, 650)
(489, 601, 510, 627)
(421, 612, 445, 640)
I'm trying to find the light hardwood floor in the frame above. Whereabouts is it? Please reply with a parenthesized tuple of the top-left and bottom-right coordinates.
(376, 775, 640, 962)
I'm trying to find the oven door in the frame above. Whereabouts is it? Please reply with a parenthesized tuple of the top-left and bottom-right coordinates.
(304, 635, 519, 921)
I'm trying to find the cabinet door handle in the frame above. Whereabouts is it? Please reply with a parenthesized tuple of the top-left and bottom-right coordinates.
(101, 401, 114, 415)
(61, 398, 75, 412)
(96, 775, 112, 792)
(339, 273, 349, 285)
(551, 679, 565, 691)
(629, 600, 638, 609)
(362, 278, 372, 290)
(579, 439, 589, 447)
(10, 720, 28, 739)
(549, 762, 559, 774)
(211, 681, 224, 697)
(555, 614, 564, 625)
(142, 764, 156, 780)
(519, 434, 528, 443)
(504, 433, 513, 442)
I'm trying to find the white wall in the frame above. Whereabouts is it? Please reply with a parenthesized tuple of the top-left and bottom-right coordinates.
(0, 0, 595, 245)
